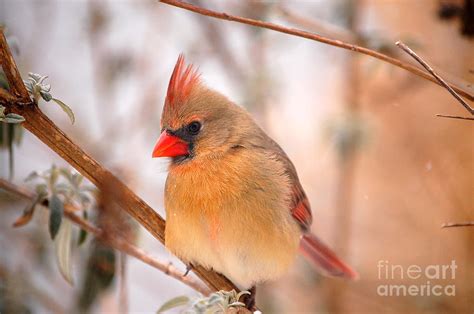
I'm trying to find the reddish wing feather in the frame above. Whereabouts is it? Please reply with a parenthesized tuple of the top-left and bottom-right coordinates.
(264, 136, 313, 231)
(290, 183, 313, 231)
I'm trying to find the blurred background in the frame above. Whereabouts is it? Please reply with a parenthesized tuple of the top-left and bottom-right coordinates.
(0, 0, 473, 313)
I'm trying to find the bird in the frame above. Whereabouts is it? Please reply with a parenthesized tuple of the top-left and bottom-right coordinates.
(152, 55, 357, 308)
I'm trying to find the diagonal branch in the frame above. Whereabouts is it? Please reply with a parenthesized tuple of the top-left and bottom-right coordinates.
(442, 221, 474, 228)
(0, 34, 29, 101)
(158, 0, 474, 101)
(396, 41, 474, 116)
(0, 30, 236, 293)
(0, 178, 211, 296)
(436, 114, 474, 121)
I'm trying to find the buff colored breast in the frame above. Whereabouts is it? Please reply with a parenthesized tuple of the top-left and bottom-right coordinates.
(164, 149, 301, 288)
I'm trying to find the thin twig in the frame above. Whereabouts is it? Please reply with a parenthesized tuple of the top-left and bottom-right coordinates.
(442, 221, 474, 228)
(0, 30, 236, 293)
(0, 177, 35, 199)
(277, 5, 357, 43)
(436, 114, 474, 121)
(66, 210, 212, 296)
(396, 41, 474, 116)
(0, 178, 211, 296)
(158, 0, 474, 101)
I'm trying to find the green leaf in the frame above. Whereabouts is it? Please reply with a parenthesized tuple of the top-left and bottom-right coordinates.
(3, 113, 25, 124)
(157, 296, 190, 313)
(12, 195, 41, 228)
(35, 183, 48, 196)
(72, 173, 83, 187)
(59, 168, 73, 182)
(40, 90, 52, 101)
(78, 243, 116, 311)
(49, 194, 64, 239)
(78, 228, 88, 246)
(55, 182, 72, 197)
(78, 211, 88, 246)
(7, 123, 14, 179)
(50, 164, 59, 187)
(54, 218, 74, 285)
(52, 98, 75, 124)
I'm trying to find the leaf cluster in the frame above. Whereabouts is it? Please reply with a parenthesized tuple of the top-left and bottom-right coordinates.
(157, 290, 250, 314)
(13, 165, 97, 285)
(23, 72, 75, 124)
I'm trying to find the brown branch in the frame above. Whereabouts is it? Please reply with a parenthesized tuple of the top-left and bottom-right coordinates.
(0, 87, 17, 104)
(0, 30, 236, 293)
(436, 114, 474, 121)
(396, 41, 474, 116)
(65, 209, 211, 296)
(158, 0, 474, 101)
(277, 5, 358, 43)
(0, 34, 29, 101)
(0, 178, 211, 296)
(0, 178, 35, 199)
(442, 221, 474, 228)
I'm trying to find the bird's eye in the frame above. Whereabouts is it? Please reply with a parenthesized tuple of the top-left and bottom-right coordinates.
(187, 121, 201, 135)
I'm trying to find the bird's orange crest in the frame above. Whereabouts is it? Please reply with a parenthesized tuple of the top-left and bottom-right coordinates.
(165, 54, 201, 110)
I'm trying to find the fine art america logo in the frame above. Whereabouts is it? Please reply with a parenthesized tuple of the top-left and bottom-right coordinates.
(377, 260, 457, 297)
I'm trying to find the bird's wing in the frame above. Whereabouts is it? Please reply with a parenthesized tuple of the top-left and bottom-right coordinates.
(289, 181, 313, 231)
(258, 134, 313, 231)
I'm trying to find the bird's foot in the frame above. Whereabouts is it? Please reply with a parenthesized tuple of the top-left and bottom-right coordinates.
(241, 286, 256, 310)
(183, 263, 194, 277)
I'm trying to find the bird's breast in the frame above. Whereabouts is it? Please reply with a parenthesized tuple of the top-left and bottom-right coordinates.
(163, 151, 301, 287)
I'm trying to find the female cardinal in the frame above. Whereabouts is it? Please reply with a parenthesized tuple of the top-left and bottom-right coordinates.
(152, 55, 357, 307)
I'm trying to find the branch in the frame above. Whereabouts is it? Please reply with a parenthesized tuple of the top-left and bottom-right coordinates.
(0, 178, 211, 296)
(277, 5, 357, 43)
(396, 41, 474, 116)
(442, 221, 474, 228)
(0, 87, 17, 104)
(158, 0, 474, 101)
(0, 30, 236, 293)
(435, 114, 474, 121)
(0, 34, 29, 101)
(65, 209, 211, 296)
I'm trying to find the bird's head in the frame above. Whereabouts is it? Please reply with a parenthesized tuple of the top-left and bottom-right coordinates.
(152, 55, 250, 164)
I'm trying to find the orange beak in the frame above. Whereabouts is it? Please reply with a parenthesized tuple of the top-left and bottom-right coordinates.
(152, 131, 189, 158)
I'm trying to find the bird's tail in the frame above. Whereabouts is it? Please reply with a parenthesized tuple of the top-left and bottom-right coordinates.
(299, 233, 358, 280)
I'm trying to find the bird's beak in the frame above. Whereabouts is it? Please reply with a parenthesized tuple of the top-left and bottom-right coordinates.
(152, 131, 189, 158)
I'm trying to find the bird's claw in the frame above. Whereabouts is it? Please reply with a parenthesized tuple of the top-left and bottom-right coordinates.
(183, 264, 193, 277)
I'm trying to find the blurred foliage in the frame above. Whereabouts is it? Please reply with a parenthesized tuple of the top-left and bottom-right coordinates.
(77, 242, 116, 312)
(157, 290, 250, 314)
(13, 166, 96, 286)
(0, 275, 32, 314)
(7, 166, 119, 312)
(0, 69, 24, 179)
(0, 106, 25, 124)
(325, 112, 370, 160)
